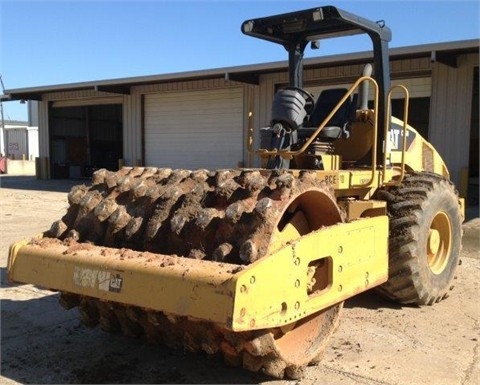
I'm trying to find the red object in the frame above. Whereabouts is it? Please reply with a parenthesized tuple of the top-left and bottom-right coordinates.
(0, 157, 6, 173)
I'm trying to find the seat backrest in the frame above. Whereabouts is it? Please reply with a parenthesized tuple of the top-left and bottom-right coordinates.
(308, 88, 351, 128)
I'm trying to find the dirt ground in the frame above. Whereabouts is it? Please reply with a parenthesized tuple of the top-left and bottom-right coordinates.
(1, 175, 478, 385)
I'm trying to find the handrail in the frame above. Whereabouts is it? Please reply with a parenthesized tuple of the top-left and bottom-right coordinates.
(382, 84, 409, 186)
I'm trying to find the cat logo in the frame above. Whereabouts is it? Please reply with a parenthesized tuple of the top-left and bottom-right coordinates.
(73, 267, 123, 293)
(109, 274, 123, 293)
(390, 124, 415, 151)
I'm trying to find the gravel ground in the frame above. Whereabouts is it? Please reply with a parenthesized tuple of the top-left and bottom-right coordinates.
(1, 175, 478, 385)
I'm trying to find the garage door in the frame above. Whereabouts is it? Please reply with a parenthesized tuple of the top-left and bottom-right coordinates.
(144, 88, 244, 169)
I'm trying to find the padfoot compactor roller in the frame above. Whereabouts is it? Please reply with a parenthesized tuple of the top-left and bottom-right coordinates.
(7, 6, 464, 379)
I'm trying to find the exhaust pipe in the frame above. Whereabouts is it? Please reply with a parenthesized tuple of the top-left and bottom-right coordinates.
(359, 63, 373, 110)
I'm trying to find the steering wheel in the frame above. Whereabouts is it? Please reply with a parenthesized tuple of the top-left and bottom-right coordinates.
(284, 86, 315, 114)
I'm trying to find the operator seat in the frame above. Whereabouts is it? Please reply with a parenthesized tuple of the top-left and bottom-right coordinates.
(299, 88, 357, 140)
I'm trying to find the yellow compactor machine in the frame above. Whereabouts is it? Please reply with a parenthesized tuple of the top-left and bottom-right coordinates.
(7, 6, 464, 379)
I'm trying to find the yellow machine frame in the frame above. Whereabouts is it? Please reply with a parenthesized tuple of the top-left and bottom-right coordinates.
(8, 216, 388, 332)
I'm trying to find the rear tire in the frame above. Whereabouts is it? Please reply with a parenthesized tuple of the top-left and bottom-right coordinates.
(375, 172, 463, 305)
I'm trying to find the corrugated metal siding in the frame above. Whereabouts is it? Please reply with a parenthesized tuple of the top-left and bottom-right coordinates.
(429, 53, 478, 185)
(306, 63, 367, 84)
(122, 93, 142, 166)
(390, 57, 432, 76)
(135, 78, 243, 94)
(144, 88, 244, 169)
(38, 100, 50, 173)
(5, 129, 28, 159)
(28, 101, 39, 127)
(52, 97, 122, 107)
(44, 90, 121, 103)
(307, 77, 431, 102)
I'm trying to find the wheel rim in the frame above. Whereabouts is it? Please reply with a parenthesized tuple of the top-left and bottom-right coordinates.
(427, 211, 452, 275)
(267, 189, 344, 368)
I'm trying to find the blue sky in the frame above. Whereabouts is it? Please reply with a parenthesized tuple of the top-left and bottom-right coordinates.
(1, 0, 479, 121)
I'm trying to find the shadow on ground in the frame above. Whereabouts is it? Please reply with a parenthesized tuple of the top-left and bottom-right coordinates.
(343, 289, 404, 310)
(1, 279, 267, 384)
(0, 175, 88, 193)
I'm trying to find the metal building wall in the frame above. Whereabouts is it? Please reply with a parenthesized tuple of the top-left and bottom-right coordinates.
(37, 101, 50, 177)
(5, 128, 27, 159)
(35, 78, 251, 173)
(28, 101, 39, 127)
(429, 53, 478, 186)
(122, 93, 142, 167)
(31, 52, 477, 183)
(5, 126, 39, 160)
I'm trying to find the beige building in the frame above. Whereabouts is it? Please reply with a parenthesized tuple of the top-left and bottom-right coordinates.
(2, 39, 478, 204)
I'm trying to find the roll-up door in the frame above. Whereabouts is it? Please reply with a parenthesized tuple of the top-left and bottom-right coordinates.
(144, 88, 244, 169)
